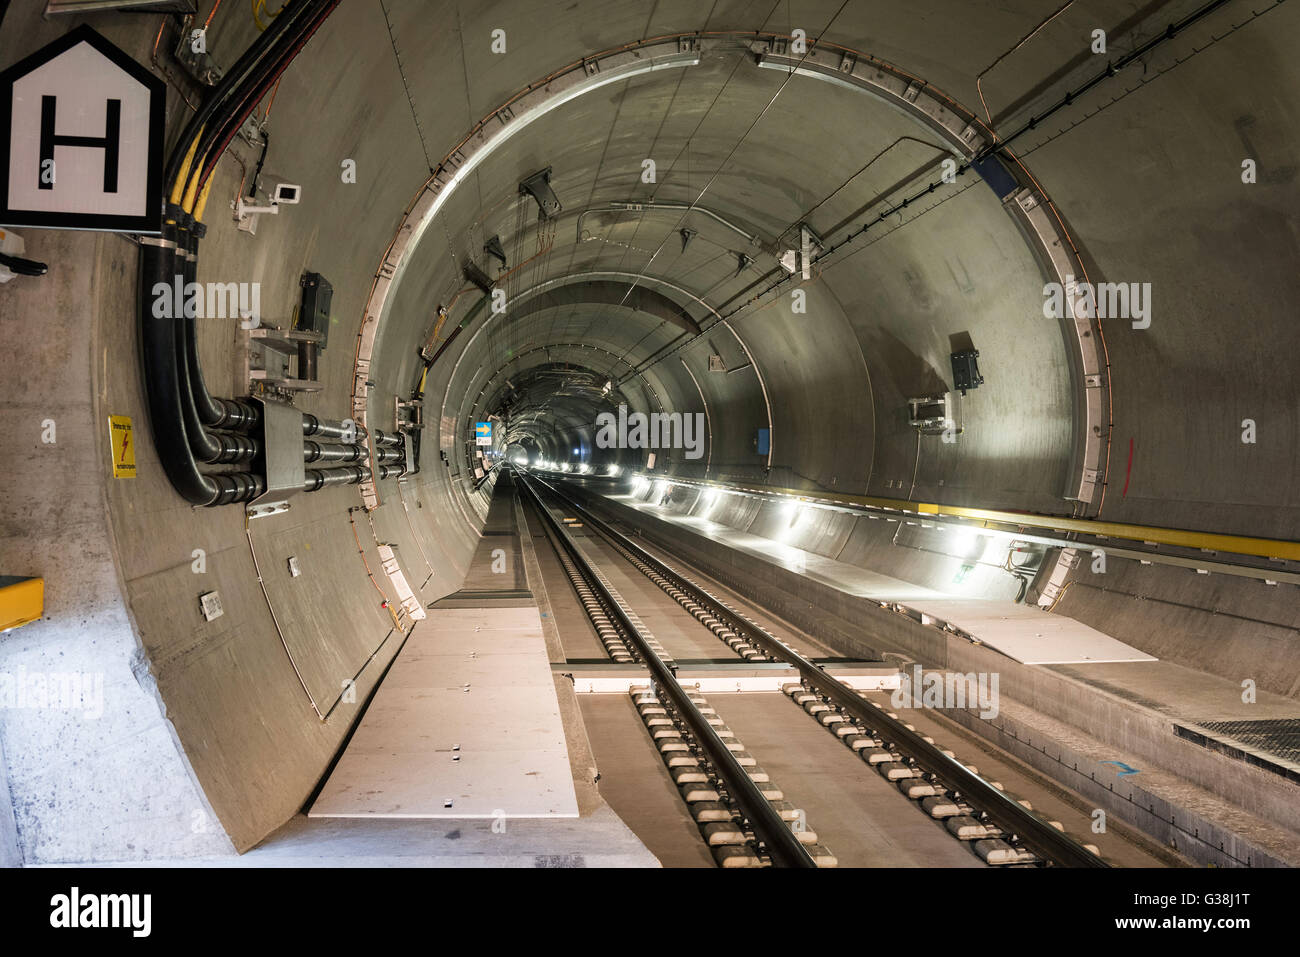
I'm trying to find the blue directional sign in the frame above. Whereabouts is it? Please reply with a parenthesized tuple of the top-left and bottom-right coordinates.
(475, 421, 492, 446)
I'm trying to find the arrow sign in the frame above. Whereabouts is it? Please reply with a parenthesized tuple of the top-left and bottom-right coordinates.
(0, 25, 164, 233)
(1101, 760, 1140, 777)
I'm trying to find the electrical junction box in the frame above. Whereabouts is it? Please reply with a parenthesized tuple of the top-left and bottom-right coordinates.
(298, 272, 333, 350)
(951, 349, 984, 396)
(199, 591, 224, 622)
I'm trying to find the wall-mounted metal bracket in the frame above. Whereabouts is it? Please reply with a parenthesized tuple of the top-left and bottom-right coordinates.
(247, 501, 291, 520)
(519, 167, 561, 219)
(908, 392, 962, 435)
(245, 327, 325, 392)
(484, 235, 507, 269)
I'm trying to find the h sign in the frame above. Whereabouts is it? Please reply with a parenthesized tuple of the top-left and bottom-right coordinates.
(0, 26, 164, 233)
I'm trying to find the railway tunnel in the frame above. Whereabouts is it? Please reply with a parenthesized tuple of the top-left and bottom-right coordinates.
(1, 0, 1298, 878)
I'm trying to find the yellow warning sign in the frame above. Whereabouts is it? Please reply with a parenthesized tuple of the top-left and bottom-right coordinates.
(108, 415, 136, 479)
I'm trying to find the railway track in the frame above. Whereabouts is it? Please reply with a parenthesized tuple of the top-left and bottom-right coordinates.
(517, 468, 1110, 868)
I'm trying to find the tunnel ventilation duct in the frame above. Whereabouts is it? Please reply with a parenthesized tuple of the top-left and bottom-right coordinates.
(519, 166, 561, 219)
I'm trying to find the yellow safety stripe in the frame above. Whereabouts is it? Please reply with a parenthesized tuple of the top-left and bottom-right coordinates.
(685, 481, 1300, 562)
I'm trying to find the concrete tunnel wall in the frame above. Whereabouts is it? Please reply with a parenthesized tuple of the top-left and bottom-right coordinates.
(1, 0, 1298, 861)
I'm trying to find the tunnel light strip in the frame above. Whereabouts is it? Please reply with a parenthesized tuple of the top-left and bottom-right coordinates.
(616, 473, 1300, 577)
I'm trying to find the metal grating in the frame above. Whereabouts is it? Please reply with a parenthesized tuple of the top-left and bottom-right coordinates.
(1174, 718, 1300, 784)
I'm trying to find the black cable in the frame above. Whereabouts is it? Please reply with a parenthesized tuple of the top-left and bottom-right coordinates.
(164, 0, 316, 185)
(978, 0, 1238, 162)
(247, 130, 270, 199)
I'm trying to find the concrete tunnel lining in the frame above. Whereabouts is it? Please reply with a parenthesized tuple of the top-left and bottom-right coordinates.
(0, 0, 1298, 873)
(360, 30, 1102, 513)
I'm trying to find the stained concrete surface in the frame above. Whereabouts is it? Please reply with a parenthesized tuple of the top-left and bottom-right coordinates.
(2, 0, 1298, 863)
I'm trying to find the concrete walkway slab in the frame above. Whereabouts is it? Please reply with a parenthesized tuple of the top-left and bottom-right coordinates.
(910, 599, 1156, 664)
(310, 606, 579, 819)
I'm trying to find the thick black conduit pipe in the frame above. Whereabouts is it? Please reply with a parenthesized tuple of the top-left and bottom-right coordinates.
(181, 217, 259, 431)
(303, 466, 370, 492)
(138, 213, 265, 506)
(300, 415, 402, 448)
(179, 1, 335, 430)
(163, 0, 318, 186)
(146, 0, 311, 497)
(303, 441, 367, 464)
(174, 218, 260, 464)
(193, 0, 340, 194)
(145, 0, 341, 503)
(146, 1, 343, 501)
(301, 413, 352, 441)
(301, 414, 375, 444)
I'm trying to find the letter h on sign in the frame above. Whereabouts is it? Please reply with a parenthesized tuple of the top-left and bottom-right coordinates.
(0, 25, 164, 233)
(40, 95, 121, 192)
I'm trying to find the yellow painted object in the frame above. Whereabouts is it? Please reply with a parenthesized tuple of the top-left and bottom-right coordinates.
(0, 577, 43, 632)
(687, 480, 1300, 562)
(108, 415, 136, 479)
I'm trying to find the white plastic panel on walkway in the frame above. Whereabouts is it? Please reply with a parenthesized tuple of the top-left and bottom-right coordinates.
(908, 599, 1157, 665)
(310, 606, 579, 819)
(618, 499, 1155, 667)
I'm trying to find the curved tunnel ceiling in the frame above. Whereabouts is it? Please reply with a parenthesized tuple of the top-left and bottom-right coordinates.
(3, 0, 1299, 870)
(361, 24, 1098, 509)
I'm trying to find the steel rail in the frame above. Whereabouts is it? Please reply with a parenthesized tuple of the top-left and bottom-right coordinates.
(517, 471, 816, 867)
(541, 474, 1109, 868)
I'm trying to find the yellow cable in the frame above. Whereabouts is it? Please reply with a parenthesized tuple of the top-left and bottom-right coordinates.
(193, 176, 216, 223)
(169, 131, 203, 204)
(181, 168, 202, 214)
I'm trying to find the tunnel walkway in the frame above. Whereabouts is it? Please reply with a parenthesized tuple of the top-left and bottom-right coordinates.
(258, 475, 656, 864)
